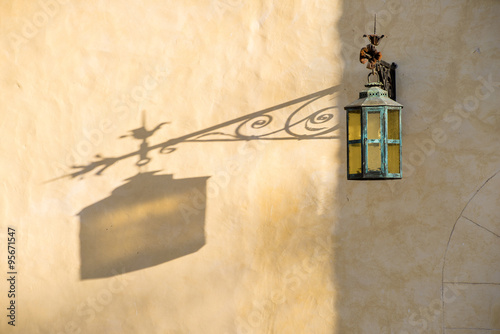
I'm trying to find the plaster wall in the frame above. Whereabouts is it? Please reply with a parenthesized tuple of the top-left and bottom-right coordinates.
(0, 1, 499, 333)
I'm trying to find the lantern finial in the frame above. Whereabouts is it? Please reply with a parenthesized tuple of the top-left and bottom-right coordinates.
(359, 14, 385, 70)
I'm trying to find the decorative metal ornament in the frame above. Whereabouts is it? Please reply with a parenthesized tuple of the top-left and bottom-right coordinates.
(345, 16, 403, 180)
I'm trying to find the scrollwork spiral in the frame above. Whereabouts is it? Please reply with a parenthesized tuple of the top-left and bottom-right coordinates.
(304, 108, 335, 131)
(235, 114, 278, 139)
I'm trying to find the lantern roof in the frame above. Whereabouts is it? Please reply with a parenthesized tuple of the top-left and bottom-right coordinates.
(345, 82, 402, 109)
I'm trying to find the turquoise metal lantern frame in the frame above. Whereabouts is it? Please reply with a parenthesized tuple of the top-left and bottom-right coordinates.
(345, 78, 403, 180)
(345, 17, 403, 180)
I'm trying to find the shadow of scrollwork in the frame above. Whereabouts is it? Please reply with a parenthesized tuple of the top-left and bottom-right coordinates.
(187, 85, 340, 142)
(49, 85, 341, 181)
(233, 95, 339, 140)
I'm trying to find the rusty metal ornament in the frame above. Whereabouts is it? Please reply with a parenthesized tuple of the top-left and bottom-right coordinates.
(359, 15, 385, 70)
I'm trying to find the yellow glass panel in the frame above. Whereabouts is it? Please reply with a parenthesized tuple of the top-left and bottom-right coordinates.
(388, 109, 400, 140)
(367, 143, 381, 172)
(388, 144, 400, 174)
(348, 143, 362, 174)
(367, 112, 381, 139)
(348, 111, 361, 141)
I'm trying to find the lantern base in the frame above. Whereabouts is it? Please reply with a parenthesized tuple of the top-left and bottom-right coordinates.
(347, 173, 402, 180)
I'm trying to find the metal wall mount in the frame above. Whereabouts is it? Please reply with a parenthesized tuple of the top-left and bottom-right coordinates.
(375, 60, 397, 101)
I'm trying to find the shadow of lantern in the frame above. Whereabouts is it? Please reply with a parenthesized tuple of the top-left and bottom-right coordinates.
(78, 171, 209, 280)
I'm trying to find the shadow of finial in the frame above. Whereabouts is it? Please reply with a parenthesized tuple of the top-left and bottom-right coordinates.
(119, 111, 170, 141)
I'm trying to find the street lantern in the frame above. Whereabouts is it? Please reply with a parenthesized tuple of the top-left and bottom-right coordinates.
(344, 17, 403, 180)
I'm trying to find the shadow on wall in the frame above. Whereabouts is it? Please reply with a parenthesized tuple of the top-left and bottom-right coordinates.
(58, 86, 342, 281)
(79, 171, 209, 280)
(49, 85, 341, 181)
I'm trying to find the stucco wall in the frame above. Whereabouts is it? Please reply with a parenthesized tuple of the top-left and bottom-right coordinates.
(0, 1, 499, 333)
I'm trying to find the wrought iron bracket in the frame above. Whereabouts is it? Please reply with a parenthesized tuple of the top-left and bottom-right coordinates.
(375, 60, 397, 101)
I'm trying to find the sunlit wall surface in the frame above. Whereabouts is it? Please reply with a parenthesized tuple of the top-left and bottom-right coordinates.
(0, 1, 499, 333)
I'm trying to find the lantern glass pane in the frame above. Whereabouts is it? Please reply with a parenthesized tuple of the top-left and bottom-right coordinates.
(388, 144, 400, 174)
(348, 143, 362, 174)
(348, 111, 361, 141)
(367, 112, 381, 139)
(367, 143, 381, 172)
(388, 109, 400, 140)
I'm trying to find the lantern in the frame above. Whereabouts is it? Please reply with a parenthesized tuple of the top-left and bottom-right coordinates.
(345, 77, 402, 180)
(345, 18, 403, 180)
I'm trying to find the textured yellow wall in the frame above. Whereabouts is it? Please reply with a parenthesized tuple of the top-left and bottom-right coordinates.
(0, 1, 499, 333)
